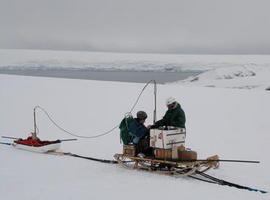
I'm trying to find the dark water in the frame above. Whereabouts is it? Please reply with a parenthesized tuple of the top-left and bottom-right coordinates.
(0, 69, 201, 83)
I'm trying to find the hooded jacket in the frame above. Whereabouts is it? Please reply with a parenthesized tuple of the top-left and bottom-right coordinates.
(153, 103, 186, 128)
(119, 117, 149, 145)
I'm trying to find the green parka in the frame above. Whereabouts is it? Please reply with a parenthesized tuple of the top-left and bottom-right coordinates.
(119, 117, 149, 145)
(119, 117, 134, 145)
(153, 103, 186, 128)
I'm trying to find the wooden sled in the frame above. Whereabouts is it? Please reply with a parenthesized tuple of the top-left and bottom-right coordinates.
(114, 153, 219, 177)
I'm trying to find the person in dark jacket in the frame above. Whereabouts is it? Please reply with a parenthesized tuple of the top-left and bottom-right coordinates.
(119, 111, 150, 145)
(152, 97, 186, 129)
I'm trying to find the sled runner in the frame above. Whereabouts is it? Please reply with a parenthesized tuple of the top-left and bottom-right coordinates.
(114, 153, 219, 177)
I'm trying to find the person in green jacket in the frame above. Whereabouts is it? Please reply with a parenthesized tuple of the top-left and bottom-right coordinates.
(151, 97, 186, 129)
(119, 111, 152, 156)
(119, 111, 150, 145)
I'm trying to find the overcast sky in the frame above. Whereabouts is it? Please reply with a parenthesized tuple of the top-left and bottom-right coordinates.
(1, 0, 270, 54)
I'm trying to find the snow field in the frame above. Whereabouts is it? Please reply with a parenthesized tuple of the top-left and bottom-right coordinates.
(0, 74, 269, 200)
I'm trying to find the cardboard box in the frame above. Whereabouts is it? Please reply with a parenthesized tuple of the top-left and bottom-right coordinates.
(150, 128, 186, 149)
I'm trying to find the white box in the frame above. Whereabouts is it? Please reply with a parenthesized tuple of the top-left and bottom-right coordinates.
(150, 128, 186, 149)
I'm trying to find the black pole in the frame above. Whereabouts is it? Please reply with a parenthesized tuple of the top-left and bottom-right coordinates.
(2, 136, 77, 142)
(33, 106, 38, 137)
(209, 159, 260, 164)
(0, 142, 12, 146)
(59, 139, 78, 142)
(153, 80, 157, 124)
(178, 159, 260, 164)
(1, 136, 20, 140)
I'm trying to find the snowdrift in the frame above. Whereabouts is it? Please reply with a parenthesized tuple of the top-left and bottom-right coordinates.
(181, 65, 270, 90)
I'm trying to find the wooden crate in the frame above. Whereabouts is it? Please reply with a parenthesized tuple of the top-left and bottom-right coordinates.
(178, 150, 197, 161)
(123, 145, 136, 156)
(154, 148, 172, 160)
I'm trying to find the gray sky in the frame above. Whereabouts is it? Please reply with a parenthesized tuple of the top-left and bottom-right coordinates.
(1, 0, 270, 54)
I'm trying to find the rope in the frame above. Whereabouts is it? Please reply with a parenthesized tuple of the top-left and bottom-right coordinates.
(34, 80, 156, 139)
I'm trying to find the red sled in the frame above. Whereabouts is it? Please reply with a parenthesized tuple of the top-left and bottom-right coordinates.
(13, 137, 61, 153)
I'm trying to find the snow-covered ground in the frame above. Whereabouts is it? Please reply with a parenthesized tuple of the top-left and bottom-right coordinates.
(0, 49, 270, 200)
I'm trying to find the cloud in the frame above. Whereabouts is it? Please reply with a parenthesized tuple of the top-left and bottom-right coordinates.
(1, 0, 270, 54)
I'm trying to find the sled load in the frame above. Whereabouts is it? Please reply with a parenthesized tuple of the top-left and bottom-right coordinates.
(114, 127, 219, 176)
(13, 136, 61, 153)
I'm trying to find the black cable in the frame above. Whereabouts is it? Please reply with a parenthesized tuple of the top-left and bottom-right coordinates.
(188, 175, 217, 184)
(196, 171, 267, 194)
(64, 152, 118, 164)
